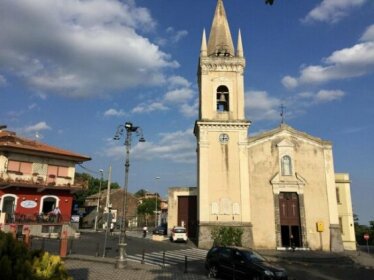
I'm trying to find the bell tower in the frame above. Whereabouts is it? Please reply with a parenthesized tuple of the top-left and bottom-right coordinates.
(194, 0, 252, 248)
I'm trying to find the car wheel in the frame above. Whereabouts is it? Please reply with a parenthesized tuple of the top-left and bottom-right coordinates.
(207, 265, 219, 278)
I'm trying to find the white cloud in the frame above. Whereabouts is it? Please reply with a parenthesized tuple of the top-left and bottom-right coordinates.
(106, 128, 195, 163)
(0, 75, 6, 86)
(0, 0, 178, 98)
(315, 89, 345, 103)
(132, 102, 169, 114)
(104, 108, 126, 117)
(245, 91, 281, 121)
(302, 0, 367, 24)
(282, 26, 374, 88)
(167, 76, 191, 89)
(361, 24, 374, 42)
(281, 76, 298, 89)
(180, 100, 198, 118)
(166, 27, 188, 43)
(24, 121, 51, 132)
(164, 88, 194, 104)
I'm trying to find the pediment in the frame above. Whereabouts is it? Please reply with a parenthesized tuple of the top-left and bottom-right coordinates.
(270, 172, 307, 186)
(277, 139, 294, 148)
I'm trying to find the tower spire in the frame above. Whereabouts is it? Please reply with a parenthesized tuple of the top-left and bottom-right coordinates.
(201, 29, 207, 57)
(236, 29, 244, 57)
(207, 0, 234, 57)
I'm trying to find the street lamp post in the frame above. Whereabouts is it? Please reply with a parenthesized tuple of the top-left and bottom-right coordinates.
(94, 169, 104, 231)
(155, 177, 160, 228)
(113, 122, 145, 269)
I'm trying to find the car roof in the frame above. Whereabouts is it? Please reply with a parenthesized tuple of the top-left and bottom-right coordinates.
(212, 246, 254, 252)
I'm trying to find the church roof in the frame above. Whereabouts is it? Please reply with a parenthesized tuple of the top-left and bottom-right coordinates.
(248, 124, 331, 146)
(207, 0, 234, 57)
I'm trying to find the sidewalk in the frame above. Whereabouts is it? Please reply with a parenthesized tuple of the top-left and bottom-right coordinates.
(258, 249, 374, 269)
(64, 254, 207, 280)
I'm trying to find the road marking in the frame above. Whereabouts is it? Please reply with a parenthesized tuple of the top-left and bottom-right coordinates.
(128, 248, 208, 266)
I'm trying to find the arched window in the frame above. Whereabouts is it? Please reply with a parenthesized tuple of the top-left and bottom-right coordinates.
(0, 194, 18, 223)
(216, 85, 229, 112)
(40, 195, 60, 214)
(281, 155, 292, 176)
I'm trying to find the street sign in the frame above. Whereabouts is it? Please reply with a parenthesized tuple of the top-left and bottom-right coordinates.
(364, 233, 370, 240)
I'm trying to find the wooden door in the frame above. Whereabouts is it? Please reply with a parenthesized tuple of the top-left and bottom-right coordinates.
(177, 196, 197, 238)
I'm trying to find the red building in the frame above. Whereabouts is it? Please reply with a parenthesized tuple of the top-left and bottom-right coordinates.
(0, 128, 90, 235)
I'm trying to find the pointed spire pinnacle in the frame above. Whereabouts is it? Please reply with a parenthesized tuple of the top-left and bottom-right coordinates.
(207, 0, 234, 57)
(201, 29, 207, 57)
(236, 29, 244, 57)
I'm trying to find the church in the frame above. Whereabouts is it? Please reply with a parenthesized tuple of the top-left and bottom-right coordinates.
(167, 0, 356, 252)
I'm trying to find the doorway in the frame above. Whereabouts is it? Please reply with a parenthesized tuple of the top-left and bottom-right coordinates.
(2, 196, 16, 223)
(279, 192, 302, 247)
(42, 196, 57, 214)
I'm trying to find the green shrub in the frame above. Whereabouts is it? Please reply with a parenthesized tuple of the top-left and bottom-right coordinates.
(211, 226, 243, 246)
(0, 231, 71, 280)
(0, 231, 33, 280)
(32, 252, 72, 280)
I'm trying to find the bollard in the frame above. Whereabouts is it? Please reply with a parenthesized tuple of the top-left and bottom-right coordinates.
(10, 224, 16, 239)
(162, 251, 165, 268)
(41, 237, 45, 251)
(59, 230, 68, 257)
(95, 242, 100, 257)
(23, 226, 31, 249)
(69, 238, 74, 255)
(141, 249, 145, 264)
(232, 263, 236, 280)
(184, 256, 188, 274)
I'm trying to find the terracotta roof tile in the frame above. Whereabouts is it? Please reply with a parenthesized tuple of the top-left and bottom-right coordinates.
(0, 130, 91, 162)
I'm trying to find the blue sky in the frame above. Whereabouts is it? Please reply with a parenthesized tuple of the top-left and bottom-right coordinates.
(1, 0, 373, 225)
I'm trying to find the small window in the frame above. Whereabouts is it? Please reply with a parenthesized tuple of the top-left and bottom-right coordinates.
(336, 187, 341, 204)
(47, 165, 69, 178)
(339, 217, 343, 234)
(281, 156, 292, 176)
(7, 160, 32, 175)
(216, 85, 229, 112)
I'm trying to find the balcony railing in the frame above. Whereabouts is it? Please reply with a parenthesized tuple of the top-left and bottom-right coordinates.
(0, 171, 87, 189)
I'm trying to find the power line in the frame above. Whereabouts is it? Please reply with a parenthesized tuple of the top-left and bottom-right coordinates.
(78, 164, 103, 176)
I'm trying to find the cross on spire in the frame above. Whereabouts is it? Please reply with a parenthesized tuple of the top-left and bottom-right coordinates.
(280, 104, 286, 124)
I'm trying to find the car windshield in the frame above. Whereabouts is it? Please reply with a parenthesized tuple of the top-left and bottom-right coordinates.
(174, 228, 186, 233)
(242, 250, 266, 262)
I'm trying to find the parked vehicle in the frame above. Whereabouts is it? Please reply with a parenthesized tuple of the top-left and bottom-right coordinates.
(205, 246, 288, 280)
(152, 224, 167, 235)
(170, 226, 188, 243)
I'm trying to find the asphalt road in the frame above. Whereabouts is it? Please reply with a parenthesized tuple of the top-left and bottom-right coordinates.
(31, 231, 374, 280)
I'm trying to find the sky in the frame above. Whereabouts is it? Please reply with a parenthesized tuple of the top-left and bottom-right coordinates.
(0, 0, 373, 225)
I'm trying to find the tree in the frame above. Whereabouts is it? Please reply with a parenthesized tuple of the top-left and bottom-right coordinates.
(134, 189, 148, 198)
(137, 198, 159, 226)
(73, 172, 120, 207)
(354, 214, 374, 245)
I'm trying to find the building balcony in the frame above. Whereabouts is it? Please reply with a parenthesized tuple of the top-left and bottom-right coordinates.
(0, 171, 88, 190)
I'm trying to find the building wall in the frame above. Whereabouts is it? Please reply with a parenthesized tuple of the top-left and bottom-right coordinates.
(336, 173, 356, 250)
(248, 128, 343, 251)
(0, 152, 76, 186)
(168, 187, 197, 233)
(0, 189, 73, 222)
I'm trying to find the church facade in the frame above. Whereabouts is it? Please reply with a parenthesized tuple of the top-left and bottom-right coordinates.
(168, 0, 356, 252)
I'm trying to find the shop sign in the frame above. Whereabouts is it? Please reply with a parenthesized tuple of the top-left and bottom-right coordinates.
(21, 200, 37, 209)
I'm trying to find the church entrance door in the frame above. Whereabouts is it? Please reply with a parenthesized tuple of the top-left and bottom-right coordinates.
(279, 192, 302, 247)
